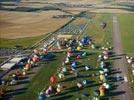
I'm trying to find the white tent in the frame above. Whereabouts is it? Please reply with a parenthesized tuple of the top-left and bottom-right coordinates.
(1, 63, 16, 70)
(1, 57, 25, 70)
(10, 57, 25, 63)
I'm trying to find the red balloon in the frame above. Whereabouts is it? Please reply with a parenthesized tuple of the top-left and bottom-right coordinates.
(50, 76, 57, 84)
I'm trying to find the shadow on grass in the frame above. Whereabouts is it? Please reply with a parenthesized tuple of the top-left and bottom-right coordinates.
(109, 57, 122, 60)
(65, 86, 80, 93)
(87, 82, 101, 88)
(110, 53, 126, 57)
(18, 76, 28, 80)
(51, 95, 73, 100)
(106, 91, 126, 97)
(59, 76, 76, 83)
(109, 70, 122, 75)
(51, 91, 68, 98)
(27, 71, 35, 75)
(17, 79, 30, 85)
(4, 87, 27, 99)
(108, 84, 118, 91)
(107, 76, 117, 82)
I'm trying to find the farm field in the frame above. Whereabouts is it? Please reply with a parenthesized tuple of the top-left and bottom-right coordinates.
(0, 11, 70, 39)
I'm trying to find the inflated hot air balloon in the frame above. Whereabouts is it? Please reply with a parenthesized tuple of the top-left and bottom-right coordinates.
(100, 74, 105, 81)
(50, 75, 57, 84)
(82, 52, 87, 57)
(67, 52, 73, 57)
(16, 70, 22, 76)
(32, 56, 40, 63)
(100, 90, 105, 97)
(99, 85, 105, 97)
(77, 82, 83, 88)
(76, 55, 81, 60)
(68, 47, 72, 51)
(24, 63, 31, 71)
(62, 67, 67, 73)
(22, 70, 27, 76)
(33, 49, 39, 54)
(82, 80, 89, 85)
(103, 55, 108, 60)
(81, 36, 91, 44)
(103, 83, 110, 90)
(56, 84, 62, 93)
(58, 73, 64, 79)
(91, 44, 95, 49)
(39, 92, 46, 100)
(77, 46, 81, 51)
(72, 62, 77, 68)
(44, 48, 48, 54)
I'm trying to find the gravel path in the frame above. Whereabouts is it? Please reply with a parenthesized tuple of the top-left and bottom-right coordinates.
(112, 16, 134, 100)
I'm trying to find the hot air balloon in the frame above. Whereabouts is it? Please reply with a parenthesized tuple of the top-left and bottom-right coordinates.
(33, 49, 39, 54)
(99, 85, 105, 97)
(50, 75, 57, 84)
(77, 46, 81, 51)
(38, 92, 46, 100)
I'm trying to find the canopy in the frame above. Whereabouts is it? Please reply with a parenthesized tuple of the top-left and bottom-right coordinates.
(1, 63, 15, 70)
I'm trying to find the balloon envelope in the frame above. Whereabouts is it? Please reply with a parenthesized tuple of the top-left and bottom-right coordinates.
(81, 36, 91, 44)
(50, 76, 57, 83)
(39, 94, 46, 100)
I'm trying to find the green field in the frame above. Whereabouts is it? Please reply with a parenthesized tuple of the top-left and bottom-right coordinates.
(0, 35, 44, 49)
(117, 14, 134, 53)
(13, 52, 115, 100)
(13, 53, 65, 100)
(82, 13, 112, 45)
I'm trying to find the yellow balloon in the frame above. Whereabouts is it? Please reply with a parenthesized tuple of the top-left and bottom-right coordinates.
(100, 75, 104, 81)
(77, 46, 81, 51)
(100, 90, 105, 96)
(68, 47, 72, 50)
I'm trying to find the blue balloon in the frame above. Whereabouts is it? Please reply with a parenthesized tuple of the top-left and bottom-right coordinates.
(72, 62, 77, 67)
(81, 36, 91, 44)
(39, 94, 46, 100)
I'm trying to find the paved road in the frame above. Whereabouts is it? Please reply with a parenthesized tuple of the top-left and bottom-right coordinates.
(112, 16, 134, 100)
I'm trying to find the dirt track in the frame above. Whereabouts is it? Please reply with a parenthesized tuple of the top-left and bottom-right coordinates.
(112, 16, 134, 100)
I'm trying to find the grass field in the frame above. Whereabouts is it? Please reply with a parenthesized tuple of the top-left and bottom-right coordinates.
(13, 52, 115, 100)
(13, 53, 65, 100)
(117, 13, 134, 53)
(82, 13, 112, 45)
(0, 35, 44, 48)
